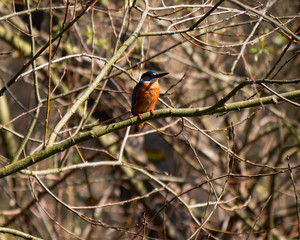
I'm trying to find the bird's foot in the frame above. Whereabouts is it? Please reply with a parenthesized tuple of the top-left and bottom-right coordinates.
(150, 110, 155, 115)
(138, 114, 142, 120)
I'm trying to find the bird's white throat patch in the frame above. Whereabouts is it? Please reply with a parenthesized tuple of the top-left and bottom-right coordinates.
(150, 78, 159, 83)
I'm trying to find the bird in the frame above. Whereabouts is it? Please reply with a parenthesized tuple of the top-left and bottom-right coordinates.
(131, 70, 169, 131)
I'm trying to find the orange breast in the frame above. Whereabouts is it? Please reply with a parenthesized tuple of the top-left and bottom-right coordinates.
(133, 81, 160, 115)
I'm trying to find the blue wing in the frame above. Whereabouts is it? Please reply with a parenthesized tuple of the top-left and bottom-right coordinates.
(131, 81, 143, 114)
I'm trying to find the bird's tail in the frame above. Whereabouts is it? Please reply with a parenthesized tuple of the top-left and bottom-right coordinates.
(135, 122, 144, 132)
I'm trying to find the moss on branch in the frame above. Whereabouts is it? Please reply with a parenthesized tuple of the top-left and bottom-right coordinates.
(0, 89, 299, 179)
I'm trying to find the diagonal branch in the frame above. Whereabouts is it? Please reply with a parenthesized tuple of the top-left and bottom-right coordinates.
(47, 0, 149, 146)
(0, 89, 299, 179)
(0, 0, 98, 96)
(228, 0, 300, 42)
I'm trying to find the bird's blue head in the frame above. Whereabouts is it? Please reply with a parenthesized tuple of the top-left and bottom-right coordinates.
(141, 70, 169, 82)
(131, 71, 169, 114)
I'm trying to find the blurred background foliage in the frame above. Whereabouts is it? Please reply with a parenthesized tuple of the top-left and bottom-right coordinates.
(0, 0, 299, 239)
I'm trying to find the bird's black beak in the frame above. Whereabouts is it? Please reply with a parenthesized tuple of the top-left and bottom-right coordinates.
(153, 72, 169, 78)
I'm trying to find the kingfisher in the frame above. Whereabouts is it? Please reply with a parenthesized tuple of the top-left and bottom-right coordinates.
(131, 70, 169, 131)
